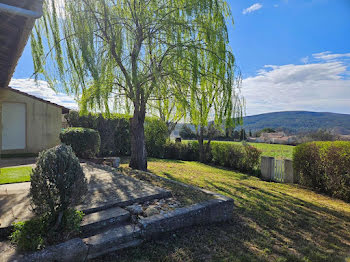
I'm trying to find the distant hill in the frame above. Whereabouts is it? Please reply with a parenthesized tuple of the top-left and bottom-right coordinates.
(242, 111, 350, 134)
(172, 111, 350, 136)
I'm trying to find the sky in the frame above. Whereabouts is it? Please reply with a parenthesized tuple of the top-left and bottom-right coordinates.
(10, 0, 350, 116)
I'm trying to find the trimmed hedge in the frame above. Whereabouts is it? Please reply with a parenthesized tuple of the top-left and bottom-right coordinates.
(65, 111, 130, 156)
(163, 140, 200, 161)
(64, 111, 167, 158)
(60, 128, 101, 158)
(211, 142, 261, 172)
(293, 141, 350, 202)
(161, 140, 261, 173)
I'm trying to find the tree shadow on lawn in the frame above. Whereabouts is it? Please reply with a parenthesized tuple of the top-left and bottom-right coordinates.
(208, 180, 350, 261)
(95, 175, 350, 262)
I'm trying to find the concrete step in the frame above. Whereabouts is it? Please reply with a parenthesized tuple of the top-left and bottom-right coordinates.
(80, 190, 172, 215)
(80, 207, 130, 237)
(83, 224, 142, 260)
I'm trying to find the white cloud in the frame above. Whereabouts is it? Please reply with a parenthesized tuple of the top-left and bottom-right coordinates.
(300, 56, 309, 64)
(274, 4, 279, 8)
(242, 53, 350, 116)
(242, 3, 263, 14)
(313, 51, 350, 61)
(9, 78, 78, 110)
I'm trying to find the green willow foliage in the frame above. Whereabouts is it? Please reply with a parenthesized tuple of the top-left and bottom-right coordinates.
(32, 0, 241, 116)
(31, 0, 243, 169)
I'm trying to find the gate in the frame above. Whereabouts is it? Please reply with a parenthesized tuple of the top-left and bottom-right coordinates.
(272, 159, 284, 182)
(260, 157, 295, 183)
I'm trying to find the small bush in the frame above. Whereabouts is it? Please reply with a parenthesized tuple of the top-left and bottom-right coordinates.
(30, 144, 88, 217)
(293, 141, 350, 202)
(211, 142, 261, 172)
(145, 118, 168, 158)
(10, 209, 84, 251)
(60, 127, 100, 158)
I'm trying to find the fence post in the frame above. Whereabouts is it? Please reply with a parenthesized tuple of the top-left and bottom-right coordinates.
(284, 159, 294, 183)
(261, 156, 274, 181)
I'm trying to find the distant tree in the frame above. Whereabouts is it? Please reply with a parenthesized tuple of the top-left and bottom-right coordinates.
(179, 125, 196, 140)
(233, 130, 240, 140)
(240, 129, 247, 141)
(308, 129, 336, 141)
(249, 129, 252, 137)
(225, 127, 233, 138)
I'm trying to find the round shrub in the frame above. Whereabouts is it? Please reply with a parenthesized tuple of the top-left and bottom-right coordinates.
(145, 118, 168, 158)
(30, 144, 88, 217)
(60, 127, 101, 158)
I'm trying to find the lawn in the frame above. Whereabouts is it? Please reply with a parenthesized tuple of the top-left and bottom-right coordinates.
(184, 140, 295, 159)
(0, 166, 32, 184)
(97, 158, 350, 262)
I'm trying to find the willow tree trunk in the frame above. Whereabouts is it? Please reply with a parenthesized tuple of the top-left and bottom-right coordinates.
(198, 126, 206, 163)
(129, 109, 147, 171)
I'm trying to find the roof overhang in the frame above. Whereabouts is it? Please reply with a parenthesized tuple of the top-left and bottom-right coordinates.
(0, 0, 43, 88)
(2, 86, 70, 114)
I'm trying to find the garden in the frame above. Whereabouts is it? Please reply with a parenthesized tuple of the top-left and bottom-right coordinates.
(1, 111, 349, 261)
(1, 0, 349, 261)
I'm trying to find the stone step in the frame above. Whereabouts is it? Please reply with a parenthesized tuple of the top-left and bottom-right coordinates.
(80, 207, 130, 237)
(80, 190, 172, 215)
(83, 224, 142, 260)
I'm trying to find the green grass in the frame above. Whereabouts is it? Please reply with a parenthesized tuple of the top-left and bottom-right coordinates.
(97, 158, 350, 262)
(0, 166, 32, 184)
(184, 140, 295, 159)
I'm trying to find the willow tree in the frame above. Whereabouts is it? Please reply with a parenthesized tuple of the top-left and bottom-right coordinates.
(148, 80, 186, 136)
(186, 53, 244, 162)
(31, 0, 239, 170)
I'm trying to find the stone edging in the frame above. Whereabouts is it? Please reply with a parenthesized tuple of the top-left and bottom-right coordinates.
(10, 165, 234, 262)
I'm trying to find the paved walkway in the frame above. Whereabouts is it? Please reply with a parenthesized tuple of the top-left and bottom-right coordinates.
(0, 163, 169, 229)
(0, 158, 36, 168)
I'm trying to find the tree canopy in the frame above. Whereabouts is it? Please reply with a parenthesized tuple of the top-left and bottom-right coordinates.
(31, 0, 242, 170)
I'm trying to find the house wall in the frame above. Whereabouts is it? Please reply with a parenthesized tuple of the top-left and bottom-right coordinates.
(0, 88, 62, 154)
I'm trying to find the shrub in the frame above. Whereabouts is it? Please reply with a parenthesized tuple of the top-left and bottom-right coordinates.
(163, 140, 180, 159)
(145, 118, 168, 158)
(10, 209, 84, 251)
(293, 141, 350, 202)
(242, 145, 262, 172)
(179, 141, 200, 161)
(179, 124, 196, 139)
(65, 111, 172, 157)
(65, 111, 131, 156)
(30, 144, 88, 218)
(211, 142, 261, 172)
(211, 142, 244, 168)
(60, 127, 100, 158)
(163, 141, 200, 161)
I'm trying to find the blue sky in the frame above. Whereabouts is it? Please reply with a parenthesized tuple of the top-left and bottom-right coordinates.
(228, 0, 350, 77)
(11, 0, 350, 115)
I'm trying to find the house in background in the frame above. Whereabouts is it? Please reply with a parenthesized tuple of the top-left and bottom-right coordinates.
(0, 87, 69, 154)
(0, 0, 70, 155)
